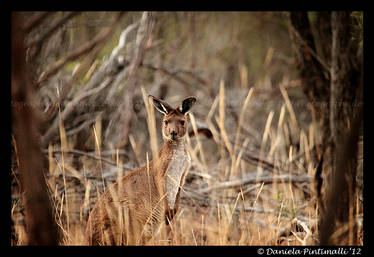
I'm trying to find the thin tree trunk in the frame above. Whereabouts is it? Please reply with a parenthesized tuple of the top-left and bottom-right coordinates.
(319, 104, 362, 245)
(319, 11, 362, 245)
(289, 12, 331, 149)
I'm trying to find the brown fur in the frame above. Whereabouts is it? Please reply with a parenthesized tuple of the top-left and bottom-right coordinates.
(85, 96, 196, 245)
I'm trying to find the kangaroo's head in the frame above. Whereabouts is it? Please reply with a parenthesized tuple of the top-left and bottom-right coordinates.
(149, 95, 197, 142)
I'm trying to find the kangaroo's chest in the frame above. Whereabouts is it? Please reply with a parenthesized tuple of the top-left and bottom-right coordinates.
(165, 146, 191, 209)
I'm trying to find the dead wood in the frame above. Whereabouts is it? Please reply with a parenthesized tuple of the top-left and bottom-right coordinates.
(115, 12, 157, 148)
(199, 174, 313, 194)
(40, 18, 138, 148)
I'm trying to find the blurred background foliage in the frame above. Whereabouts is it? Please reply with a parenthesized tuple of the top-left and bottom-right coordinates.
(24, 11, 303, 156)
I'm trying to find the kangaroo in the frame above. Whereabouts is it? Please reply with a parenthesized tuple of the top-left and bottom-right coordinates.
(85, 95, 197, 245)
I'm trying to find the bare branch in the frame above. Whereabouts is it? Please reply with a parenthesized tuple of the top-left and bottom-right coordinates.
(36, 12, 124, 87)
(23, 12, 53, 34)
(116, 12, 157, 148)
(40, 17, 141, 148)
(27, 12, 81, 61)
(41, 77, 112, 147)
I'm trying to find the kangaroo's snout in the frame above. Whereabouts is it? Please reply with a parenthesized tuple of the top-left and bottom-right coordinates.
(170, 131, 177, 139)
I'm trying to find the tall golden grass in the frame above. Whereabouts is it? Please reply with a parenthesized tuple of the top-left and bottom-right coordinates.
(11, 78, 363, 246)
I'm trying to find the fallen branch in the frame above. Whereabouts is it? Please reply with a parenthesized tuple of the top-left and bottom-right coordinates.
(241, 206, 289, 216)
(199, 174, 313, 194)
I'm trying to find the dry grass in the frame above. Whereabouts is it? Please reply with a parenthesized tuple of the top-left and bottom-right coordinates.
(10, 80, 341, 246)
(11, 47, 364, 247)
(11, 74, 364, 246)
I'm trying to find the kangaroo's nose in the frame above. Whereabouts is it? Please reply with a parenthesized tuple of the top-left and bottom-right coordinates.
(170, 131, 177, 138)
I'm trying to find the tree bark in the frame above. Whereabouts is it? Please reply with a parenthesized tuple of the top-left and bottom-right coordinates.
(319, 104, 362, 245)
(318, 11, 362, 245)
(289, 12, 331, 148)
(11, 12, 60, 245)
(289, 11, 362, 245)
(315, 12, 332, 65)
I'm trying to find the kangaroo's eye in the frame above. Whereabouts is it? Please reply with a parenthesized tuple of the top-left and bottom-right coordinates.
(164, 120, 168, 125)
(179, 120, 185, 125)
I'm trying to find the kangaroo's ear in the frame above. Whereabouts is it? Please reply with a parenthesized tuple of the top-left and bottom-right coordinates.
(179, 96, 197, 115)
(149, 95, 174, 115)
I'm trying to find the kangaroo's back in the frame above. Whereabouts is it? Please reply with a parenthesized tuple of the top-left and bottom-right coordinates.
(85, 95, 196, 245)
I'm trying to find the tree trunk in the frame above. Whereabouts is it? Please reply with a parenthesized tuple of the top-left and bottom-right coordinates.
(289, 12, 331, 149)
(11, 12, 60, 245)
(289, 11, 362, 245)
(319, 11, 362, 245)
